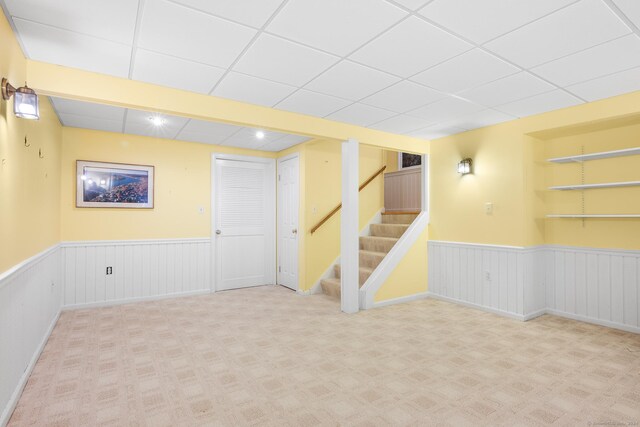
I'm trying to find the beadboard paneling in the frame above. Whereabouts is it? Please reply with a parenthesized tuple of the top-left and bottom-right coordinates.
(429, 241, 640, 333)
(61, 239, 211, 308)
(545, 246, 640, 332)
(0, 245, 62, 426)
(428, 241, 543, 319)
(384, 168, 421, 212)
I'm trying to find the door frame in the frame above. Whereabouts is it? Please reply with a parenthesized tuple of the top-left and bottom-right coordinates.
(276, 152, 300, 291)
(210, 153, 277, 292)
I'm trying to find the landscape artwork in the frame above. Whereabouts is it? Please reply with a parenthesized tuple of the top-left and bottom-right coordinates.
(76, 161, 154, 208)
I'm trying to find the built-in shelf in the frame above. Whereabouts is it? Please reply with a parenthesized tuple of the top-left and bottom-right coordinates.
(547, 214, 640, 218)
(549, 181, 640, 191)
(548, 147, 640, 163)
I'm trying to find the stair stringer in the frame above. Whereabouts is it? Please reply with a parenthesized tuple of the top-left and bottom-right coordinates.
(359, 211, 429, 309)
(305, 209, 383, 295)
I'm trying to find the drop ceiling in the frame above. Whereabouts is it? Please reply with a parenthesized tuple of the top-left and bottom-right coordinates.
(2, 0, 640, 145)
(50, 97, 309, 152)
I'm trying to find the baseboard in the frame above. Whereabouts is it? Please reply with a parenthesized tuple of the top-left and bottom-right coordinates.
(523, 309, 547, 321)
(1, 310, 60, 427)
(426, 292, 527, 321)
(371, 291, 429, 308)
(546, 309, 640, 334)
(62, 289, 211, 310)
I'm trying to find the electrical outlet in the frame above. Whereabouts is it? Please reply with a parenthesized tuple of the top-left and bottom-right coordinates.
(484, 202, 493, 215)
(106, 266, 113, 275)
(484, 271, 491, 282)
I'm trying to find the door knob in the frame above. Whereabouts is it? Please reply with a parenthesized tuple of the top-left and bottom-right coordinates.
(292, 228, 297, 234)
(215, 229, 221, 235)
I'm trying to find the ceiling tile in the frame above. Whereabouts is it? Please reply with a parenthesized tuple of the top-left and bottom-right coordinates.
(133, 49, 225, 94)
(58, 114, 123, 134)
(175, 120, 242, 145)
(459, 72, 554, 107)
(419, 0, 577, 44)
(612, 0, 640, 29)
(4, 0, 138, 44)
(275, 90, 351, 117)
(266, 0, 407, 56)
(305, 61, 400, 101)
(51, 98, 125, 122)
(495, 90, 583, 117)
(408, 96, 485, 123)
(258, 134, 309, 151)
(124, 109, 189, 139)
(138, 0, 256, 68)
(566, 66, 640, 101)
(408, 124, 467, 139)
(13, 18, 131, 78)
(484, 0, 631, 68)
(350, 16, 472, 78)
(169, 0, 284, 28)
(445, 109, 515, 131)
(326, 103, 397, 127)
(223, 128, 282, 149)
(410, 49, 519, 94)
(369, 115, 434, 134)
(213, 72, 297, 107)
(361, 81, 444, 113)
(392, 0, 433, 11)
(531, 35, 640, 87)
(233, 34, 338, 86)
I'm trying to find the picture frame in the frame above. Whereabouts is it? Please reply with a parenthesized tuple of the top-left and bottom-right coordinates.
(397, 152, 422, 170)
(76, 160, 154, 208)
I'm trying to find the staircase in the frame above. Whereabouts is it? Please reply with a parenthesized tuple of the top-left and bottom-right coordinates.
(320, 212, 419, 299)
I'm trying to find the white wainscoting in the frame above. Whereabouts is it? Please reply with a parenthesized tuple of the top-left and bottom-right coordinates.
(428, 241, 640, 333)
(544, 245, 640, 333)
(61, 238, 211, 309)
(427, 241, 545, 320)
(0, 245, 62, 426)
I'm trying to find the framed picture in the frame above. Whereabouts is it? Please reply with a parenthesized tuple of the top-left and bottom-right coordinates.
(76, 160, 154, 208)
(397, 152, 422, 170)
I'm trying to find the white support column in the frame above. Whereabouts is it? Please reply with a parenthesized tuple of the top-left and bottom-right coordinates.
(341, 138, 359, 314)
(421, 154, 430, 217)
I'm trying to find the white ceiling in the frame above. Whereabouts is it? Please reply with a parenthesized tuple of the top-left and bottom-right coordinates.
(3, 0, 640, 143)
(50, 97, 309, 151)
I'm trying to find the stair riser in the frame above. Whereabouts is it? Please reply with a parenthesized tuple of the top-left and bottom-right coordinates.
(382, 214, 418, 224)
(360, 237, 397, 253)
(334, 266, 373, 285)
(320, 280, 340, 299)
(370, 224, 409, 238)
(360, 252, 385, 269)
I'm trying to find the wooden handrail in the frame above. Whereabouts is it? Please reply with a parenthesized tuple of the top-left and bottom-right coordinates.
(310, 165, 386, 235)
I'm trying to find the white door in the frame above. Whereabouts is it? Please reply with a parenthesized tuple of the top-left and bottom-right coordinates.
(277, 155, 299, 290)
(213, 156, 276, 291)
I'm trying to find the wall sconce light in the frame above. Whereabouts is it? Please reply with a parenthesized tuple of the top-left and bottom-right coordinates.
(457, 158, 472, 175)
(2, 78, 40, 120)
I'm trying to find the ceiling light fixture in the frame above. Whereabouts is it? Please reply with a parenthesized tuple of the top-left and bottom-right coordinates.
(255, 131, 265, 140)
(2, 77, 39, 120)
(149, 116, 165, 127)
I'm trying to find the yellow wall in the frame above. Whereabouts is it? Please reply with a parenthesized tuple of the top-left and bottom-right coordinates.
(429, 91, 640, 251)
(0, 12, 62, 273)
(375, 226, 429, 302)
(543, 121, 640, 250)
(429, 121, 527, 246)
(301, 140, 386, 291)
(384, 150, 399, 173)
(60, 127, 275, 241)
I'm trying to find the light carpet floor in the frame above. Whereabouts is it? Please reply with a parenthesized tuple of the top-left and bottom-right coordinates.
(8, 286, 640, 426)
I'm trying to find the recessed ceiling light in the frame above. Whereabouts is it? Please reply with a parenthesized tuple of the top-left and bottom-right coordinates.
(149, 116, 165, 127)
(255, 131, 265, 140)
